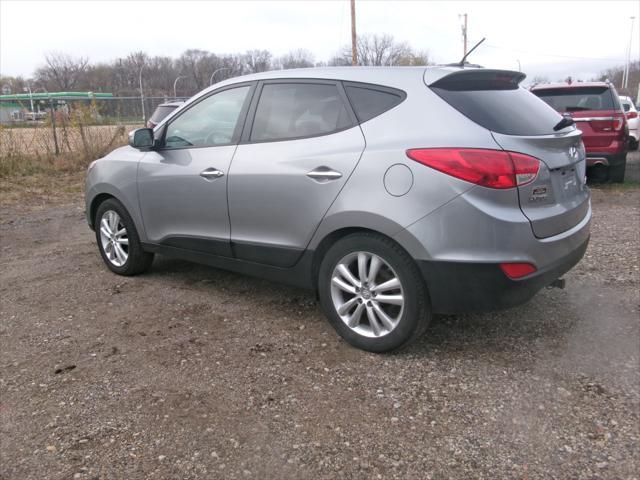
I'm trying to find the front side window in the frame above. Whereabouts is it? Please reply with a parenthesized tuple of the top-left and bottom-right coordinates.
(164, 86, 250, 148)
(250, 83, 352, 142)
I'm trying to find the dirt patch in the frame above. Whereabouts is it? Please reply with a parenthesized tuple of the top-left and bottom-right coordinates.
(0, 173, 638, 479)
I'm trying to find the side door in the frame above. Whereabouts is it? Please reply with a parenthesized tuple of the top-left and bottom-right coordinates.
(138, 83, 254, 257)
(228, 80, 365, 267)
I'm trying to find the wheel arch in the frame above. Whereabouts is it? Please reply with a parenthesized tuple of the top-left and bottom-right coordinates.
(310, 226, 422, 292)
(88, 193, 116, 230)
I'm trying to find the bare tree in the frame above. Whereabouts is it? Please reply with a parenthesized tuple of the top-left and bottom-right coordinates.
(35, 53, 89, 91)
(176, 49, 212, 91)
(396, 50, 432, 66)
(530, 75, 550, 85)
(597, 61, 639, 99)
(243, 50, 273, 74)
(331, 34, 424, 67)
(276, 49, 315, 69)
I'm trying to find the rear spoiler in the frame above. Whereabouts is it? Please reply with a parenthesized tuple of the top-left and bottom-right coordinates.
(428, 69, 526, 91)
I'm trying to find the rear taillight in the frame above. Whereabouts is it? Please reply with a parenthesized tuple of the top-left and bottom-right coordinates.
(589, 119, 613, 132)
(586, 113, 626, 132)
(499, 262, 537, 279)
(613, 114, 626, 132)
(405, 148, 540, 189)
(626, 111, 638, 120)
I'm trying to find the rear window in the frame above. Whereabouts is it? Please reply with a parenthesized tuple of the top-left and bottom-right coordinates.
(431, 71, 562, 136)
(532, 87, 616, 112)
(344, 83, 406, 123)
(150, 105, 178, 123)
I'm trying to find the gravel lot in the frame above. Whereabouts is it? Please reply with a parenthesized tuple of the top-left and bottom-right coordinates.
(1, 153, 639, 479)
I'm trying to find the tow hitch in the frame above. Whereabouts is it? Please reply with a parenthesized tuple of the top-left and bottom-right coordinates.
(548, 278, 566, 289)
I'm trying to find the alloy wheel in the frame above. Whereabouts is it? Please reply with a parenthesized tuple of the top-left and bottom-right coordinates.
(99, 210, 129, 267)
(330, 251, 404, 338)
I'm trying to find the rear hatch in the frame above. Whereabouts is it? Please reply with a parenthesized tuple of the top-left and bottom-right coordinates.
(429, 69, 589, 238)
(531, 85, 625, 151)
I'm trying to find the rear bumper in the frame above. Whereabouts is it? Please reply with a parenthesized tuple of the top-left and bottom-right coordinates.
(419, 237, 589, 314)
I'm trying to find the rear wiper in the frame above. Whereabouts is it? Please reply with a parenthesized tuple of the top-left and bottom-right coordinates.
(553, 115, 575, 131)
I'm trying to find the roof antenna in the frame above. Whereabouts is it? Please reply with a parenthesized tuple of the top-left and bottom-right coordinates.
(458, 37, 485, 67)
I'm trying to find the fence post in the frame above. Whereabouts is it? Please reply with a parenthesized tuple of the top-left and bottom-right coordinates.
(49, 98, 60, 155)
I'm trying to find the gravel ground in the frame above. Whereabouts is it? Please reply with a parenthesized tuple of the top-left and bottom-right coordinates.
(1, 153, 639, 480)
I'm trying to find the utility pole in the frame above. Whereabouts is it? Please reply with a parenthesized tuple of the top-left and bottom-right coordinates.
(139, 64, 146, 124)
(173, 75, 186, 98)
(350, 0, 357, 66)
(460, 13, 468, 57)
(623, 16, 635, 89)
(210, 67, 231, 85)
(23, 82, 34, 117)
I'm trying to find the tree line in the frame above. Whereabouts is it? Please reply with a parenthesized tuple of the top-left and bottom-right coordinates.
(0, 34, 431, 98)
(1, 35, 637, 101)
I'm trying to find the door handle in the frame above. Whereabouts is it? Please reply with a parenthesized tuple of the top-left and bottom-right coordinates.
(200, 168, 224, 180)
(306, 167, 343, 182)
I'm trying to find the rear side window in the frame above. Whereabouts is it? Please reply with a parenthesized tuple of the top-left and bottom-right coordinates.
(532, 87, 617, 112)
(431, 71, 562, 136)
(250, 83, 352, 142)
(344, 84, 405, 123)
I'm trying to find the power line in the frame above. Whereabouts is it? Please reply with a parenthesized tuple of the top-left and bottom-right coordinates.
(479, 43, 626, 62)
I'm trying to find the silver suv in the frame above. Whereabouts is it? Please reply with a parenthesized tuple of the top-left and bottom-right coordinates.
(85, 67, 591, 352)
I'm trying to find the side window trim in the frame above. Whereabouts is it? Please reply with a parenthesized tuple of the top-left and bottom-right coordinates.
(342, 81, 407, 124)
(240, 79, 358, 145)
(157, 81, 256, 151)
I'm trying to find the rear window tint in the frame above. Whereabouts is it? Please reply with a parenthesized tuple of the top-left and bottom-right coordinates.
(344, 84, 405, 123)
(432, 85, 562, 136)
(532, 87, 616, 112)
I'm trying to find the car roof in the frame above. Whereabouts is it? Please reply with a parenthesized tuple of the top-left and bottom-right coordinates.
(155, 65, 517, 129)
(198, 65, 486, 95)
(531, 81, 610, 90)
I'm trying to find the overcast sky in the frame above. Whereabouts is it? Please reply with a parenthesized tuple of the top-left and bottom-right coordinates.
(1, 0, 638, 83)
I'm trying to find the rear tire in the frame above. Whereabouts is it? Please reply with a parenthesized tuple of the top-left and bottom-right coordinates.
(629, 138, 638, 151)
(318, 232, 431, 352)
(588, 164, 608, 183)
(95, 198, 154, 276)
(609, 161, 626, 183)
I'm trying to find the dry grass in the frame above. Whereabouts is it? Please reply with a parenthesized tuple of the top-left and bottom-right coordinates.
(0, 116, 139, 210)
(0, 171, 85, 212)
(0, 105, 142, 178)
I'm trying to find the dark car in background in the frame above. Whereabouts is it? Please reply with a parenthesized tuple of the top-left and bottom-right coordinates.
(146, 101, 183, 129)
(531, 81, 628, 182)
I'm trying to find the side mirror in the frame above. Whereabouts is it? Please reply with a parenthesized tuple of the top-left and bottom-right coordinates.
(128, 128, 154, 150)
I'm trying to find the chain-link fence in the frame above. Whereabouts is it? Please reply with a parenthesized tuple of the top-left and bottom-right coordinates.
(1, 96, 185, 176)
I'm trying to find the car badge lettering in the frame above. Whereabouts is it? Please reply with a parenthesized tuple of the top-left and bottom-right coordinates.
(530, 186, 548, 202)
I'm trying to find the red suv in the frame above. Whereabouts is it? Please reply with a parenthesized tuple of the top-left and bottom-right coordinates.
(531, 81, 628, 182)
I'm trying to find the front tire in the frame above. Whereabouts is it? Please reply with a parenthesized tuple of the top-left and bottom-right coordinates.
(318, 233, 431, 352)
(95, 198, 154, 275)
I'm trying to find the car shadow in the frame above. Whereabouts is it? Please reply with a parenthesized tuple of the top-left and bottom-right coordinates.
(146, 255, 586, 360)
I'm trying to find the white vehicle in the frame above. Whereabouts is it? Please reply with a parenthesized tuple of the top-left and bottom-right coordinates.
(619, 96, 638, 150)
